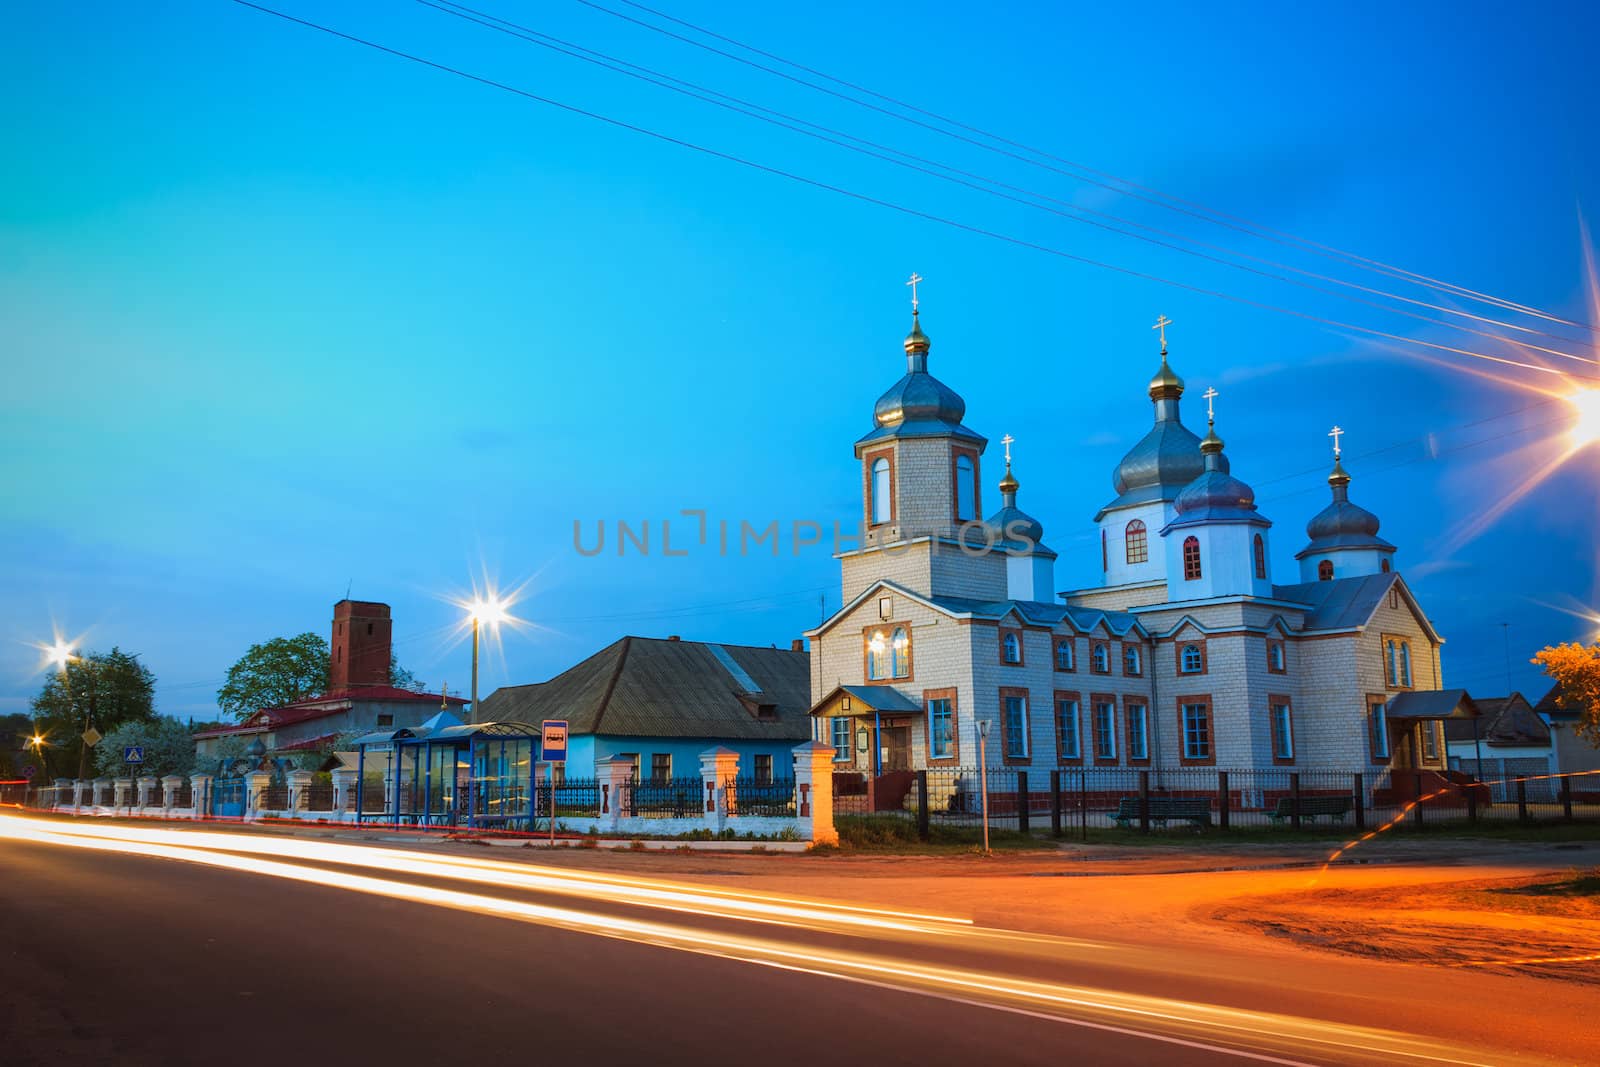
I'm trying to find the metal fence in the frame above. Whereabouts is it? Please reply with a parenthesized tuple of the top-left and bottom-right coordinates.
(848, 766, 1600, 837)
(534, 778, 602, 819)
(305, 780, 335, 811)
(725, 777, 796, 818)
(621, 777, 704, 818)
(262, 781, 289, 810)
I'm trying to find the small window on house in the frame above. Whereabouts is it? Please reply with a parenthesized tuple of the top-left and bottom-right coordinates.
(1420, 721, 1440, 762)
(1381, 558, 1392, 573)
(1369, 701, 1390, 759)
(1385, 638, 1413, 688)
(376, 714, 394, 727)
(870, 457, 891, 525)
(1271, 702, 1294, 761)
(1318, 560, 1334, 581)
(1123, 645, 1142, 676)
(1055, 639, 1075, 671)
(1003, 632, 1022, 665)
(1003, 695, 1029, 759)
(1093, 701, 1117, 761)
(753, 753, 774, 786)
(928, 698, 954, 760)
(1056, 699, 1080, 760)
(955, 454, 976, 521)
(1126, 703, 1148, 761)
(1183, 536, 1202, 580)
(1091, 642, 1110, 673)
(367, 622, 374, 635)
(1181, 702, 1211, 760)
(830, 717, 851, 762)
(1125, 520, 1148, 564)
(1180, 643, 1203, 674)
(650, 753, 672, 781)
(1253, 533, 1267, 580)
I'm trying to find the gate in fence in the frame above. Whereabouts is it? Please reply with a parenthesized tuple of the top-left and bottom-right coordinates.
(212, 776, 246, 818)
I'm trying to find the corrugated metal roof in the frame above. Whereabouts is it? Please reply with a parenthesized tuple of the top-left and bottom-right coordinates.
(1273, 573, 1395, 631)
(479, 636, 810, 741)
(1386, 689, 1478, 720)
(1444, 694, 1551, 745)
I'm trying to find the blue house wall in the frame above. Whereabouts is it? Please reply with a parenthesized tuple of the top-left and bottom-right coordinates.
(554, 735, 802, 779)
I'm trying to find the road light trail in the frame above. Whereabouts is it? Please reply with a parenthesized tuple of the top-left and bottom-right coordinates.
(0, 815, 1503, 1065)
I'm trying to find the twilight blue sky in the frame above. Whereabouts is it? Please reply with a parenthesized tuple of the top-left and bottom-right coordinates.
(3, 0, 1598, 720)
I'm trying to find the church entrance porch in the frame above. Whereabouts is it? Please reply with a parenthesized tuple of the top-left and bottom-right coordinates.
(808, 685, 925, 813)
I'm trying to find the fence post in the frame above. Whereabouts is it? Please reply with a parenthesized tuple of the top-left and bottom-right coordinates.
(113, 777, 133, 810)
(1217, 771, 1230, 831)
(1466, 778, 1478, 824)
(698, 746, 739, 830)
(330, 768, 357, 818)
(1050, 770, 1062, 838)
(245, 771, 272, 821)
(136, 776, 156, 809)
(791, 741, 837, 846)
(190, 773, 212, 817)
(53, 779, 73, 810)
(1411, 771, 1424, 829)
(598, 756, 634, 834)
(1079, 770, 1089, 842)
(1517, 779, 1529, 825)
(1352, 773, 1364, 830)
(160, 775, 184, 812)
(286, 769, 313, 814)
(1560, 774, 1573, 823)
(1290, 773, 1302, 831)
(915, 769, 930, 841)
(1017, 771, 1030, 834)
(1138, 771, 1151, 834)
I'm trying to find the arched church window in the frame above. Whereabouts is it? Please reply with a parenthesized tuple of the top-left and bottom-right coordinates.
(870, 458, 891, 525)
(890, 626, 911, 678)
(1125, 520, 1148, 565)
(1055, 639, 1074, 671)
(1182, 536, 1202, 580)
(1318, 560, 1334, 581)
(1002, 632, 1021, 665)
(1092, 643, 1110, 673)
(954, 454, 976, 521)
(1181, 643, 1203, 674)
(1381, 558, 1391, 573)
(1253, 534, 1267, 580)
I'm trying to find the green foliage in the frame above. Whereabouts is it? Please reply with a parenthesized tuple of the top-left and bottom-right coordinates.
(93, 717, 195, 778)
(217, 633, 330, 720)
(216, 633, 419, 720)
(0, 713, 37, 777)
(30, 648, 157, 775)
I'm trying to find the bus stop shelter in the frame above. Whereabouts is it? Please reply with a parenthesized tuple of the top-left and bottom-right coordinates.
(353, 714, 543, 830)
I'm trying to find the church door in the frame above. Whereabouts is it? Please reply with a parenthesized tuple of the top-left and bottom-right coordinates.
(880, 725, 911, 772)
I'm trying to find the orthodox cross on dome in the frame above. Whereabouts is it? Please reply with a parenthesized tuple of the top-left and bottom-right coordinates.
(1152, 314, 1173, 354)
(1202, 386, 1218, 423)
(1329, 424, 1345, 458)
(906, 272, 924, 314)
(1001, 433, 1015, 467)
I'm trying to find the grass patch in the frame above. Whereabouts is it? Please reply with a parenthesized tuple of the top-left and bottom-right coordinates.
(835, 814, 1046, 852)
(1493, 867, 1600, 898)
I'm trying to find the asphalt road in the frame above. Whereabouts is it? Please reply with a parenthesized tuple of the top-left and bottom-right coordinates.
(0, 815, 1551, 1066)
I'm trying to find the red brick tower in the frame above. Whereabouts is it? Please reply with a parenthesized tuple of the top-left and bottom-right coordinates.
(330, 600, 392, 691)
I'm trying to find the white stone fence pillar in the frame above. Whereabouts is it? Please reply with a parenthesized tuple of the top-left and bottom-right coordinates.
(72, 779, 87, 807)
(792, 741, 838, 846)
(54, 779, 74, 809)
(595, 757, 633, 834)
(136, 776, 156, 809)
(699, 747, 740, 829)
(161, 775, 185, 811)
(245, 771, 273, 820)
(94, 778, 113, 807)
(331, 768, 357, 816)
(113, 777, 133, 809)
(190, 773, 213, 817)
(286, 769, 313, 814)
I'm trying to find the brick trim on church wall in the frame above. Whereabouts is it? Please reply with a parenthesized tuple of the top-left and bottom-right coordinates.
(1053, 689, 1084, 764)
(1269, 692, 1296, 766)
(923, 687, 959, 767)
(863, 447, 896, 530)
(1176, 693, 1217, 766)
(949, 444, 982, 523)
(998, 686, 1032, 766)
(1090, 692, 1120, 766)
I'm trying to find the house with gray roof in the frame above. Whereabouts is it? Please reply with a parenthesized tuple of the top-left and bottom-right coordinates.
(1443, 692, 1555, 800)
(478, 636, 810, 783)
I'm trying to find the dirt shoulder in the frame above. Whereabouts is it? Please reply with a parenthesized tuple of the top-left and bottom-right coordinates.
(1209, 868, 1600, 984)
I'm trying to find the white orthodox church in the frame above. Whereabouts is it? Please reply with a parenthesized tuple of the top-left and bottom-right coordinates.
(807, 301, 1454, 783)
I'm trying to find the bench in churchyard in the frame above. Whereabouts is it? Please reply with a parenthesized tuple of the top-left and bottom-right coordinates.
(1111, 795, 1211, 829)
(1269, 794, 1353, 824)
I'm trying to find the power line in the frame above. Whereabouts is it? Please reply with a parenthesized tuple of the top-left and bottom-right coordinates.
(592, 0, 1598, 335)
(224, 2, 1600, 383)
(422, 0, 1594, 365)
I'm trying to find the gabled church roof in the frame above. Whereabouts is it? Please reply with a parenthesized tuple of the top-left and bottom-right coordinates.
(1272, 571, 1442, 642)
(809, 579, 1144, 639)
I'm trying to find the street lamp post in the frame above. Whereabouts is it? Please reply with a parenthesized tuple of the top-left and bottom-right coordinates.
(46, 643, 96, 780)
(977, 720, 991, 855)
(466, 597, 509, 723)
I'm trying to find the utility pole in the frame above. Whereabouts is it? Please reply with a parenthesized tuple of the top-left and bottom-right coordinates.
(1501, 622, 1513, 694)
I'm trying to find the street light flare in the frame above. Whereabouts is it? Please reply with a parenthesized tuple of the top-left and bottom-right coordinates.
(1565, 387, 1600, 449)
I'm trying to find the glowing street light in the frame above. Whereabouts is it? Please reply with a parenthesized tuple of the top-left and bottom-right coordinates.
(468, 594, 512, 721)
(1565, 387, 1600, 450)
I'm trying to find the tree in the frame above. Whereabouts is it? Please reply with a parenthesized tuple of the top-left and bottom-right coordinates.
(94, 717, 196, 778)
(0, 713, 38, 778)
(1533, 642, 1600, 746)
(217, 633, 330, 720)
(30, 648, 157, 776)
(217, 633, 419, 720)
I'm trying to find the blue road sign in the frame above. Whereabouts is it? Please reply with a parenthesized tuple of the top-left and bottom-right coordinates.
(21, 766, 35, 780)
(123, 746, 144, 764)
(540, 720, 568, 763)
